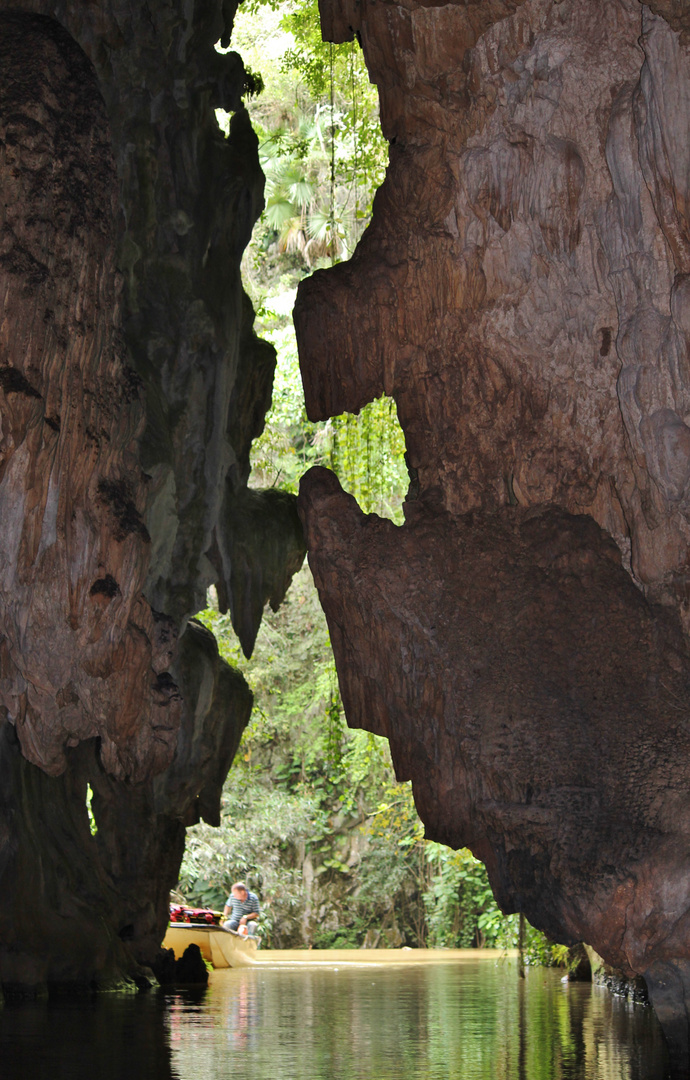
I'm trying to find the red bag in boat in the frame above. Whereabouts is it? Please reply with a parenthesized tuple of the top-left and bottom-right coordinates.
(168, 904, 220, 924)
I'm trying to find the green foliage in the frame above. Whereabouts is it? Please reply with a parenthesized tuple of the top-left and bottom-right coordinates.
(85, 783, 97, 836)
(424, 846, 499, 949)
(224, 1, 407, 521)
(243, 67, 265, 98)
(278, 0, 387, 236)
(311, 922, 366, 949)
(496, 914, 572, 968)
(228, 0, 386, 281)
(248, 294, 408, 521)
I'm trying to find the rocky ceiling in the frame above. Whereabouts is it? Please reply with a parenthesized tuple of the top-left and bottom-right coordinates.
(295, 0, 690, 1070)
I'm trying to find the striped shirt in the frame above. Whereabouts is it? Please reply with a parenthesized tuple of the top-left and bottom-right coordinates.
(225, 890, 260, 920)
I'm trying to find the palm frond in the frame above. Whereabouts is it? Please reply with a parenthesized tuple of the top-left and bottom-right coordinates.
(287, 178, 314, 210)
(265, 196, 297, 231)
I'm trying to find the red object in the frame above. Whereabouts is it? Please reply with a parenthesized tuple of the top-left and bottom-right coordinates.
(168, 903, 220, 925)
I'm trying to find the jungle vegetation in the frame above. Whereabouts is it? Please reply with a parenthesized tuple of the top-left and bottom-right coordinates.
(178, 0, 569, 967)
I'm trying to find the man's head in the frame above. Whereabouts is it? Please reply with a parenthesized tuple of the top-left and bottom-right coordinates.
(231, 881, 248, 899)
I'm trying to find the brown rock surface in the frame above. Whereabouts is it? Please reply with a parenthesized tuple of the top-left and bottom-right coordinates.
(297, 0, 690, 1066)
(0, 14, 173, 784)
(0, 4, 304, 991)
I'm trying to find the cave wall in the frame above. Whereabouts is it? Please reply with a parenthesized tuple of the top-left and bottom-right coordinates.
(296, 0, 690, 1066)
(0, 3, 304, 989)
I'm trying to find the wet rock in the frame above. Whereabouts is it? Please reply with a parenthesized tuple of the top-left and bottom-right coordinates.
(175, 945, 209, 986)
(151, 949, 177, 987)
(585, 946, 648, 1002)
(564, 944, 592, 983)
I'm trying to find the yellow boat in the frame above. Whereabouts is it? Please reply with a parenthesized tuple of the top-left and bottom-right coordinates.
(163, 923, 260, 968)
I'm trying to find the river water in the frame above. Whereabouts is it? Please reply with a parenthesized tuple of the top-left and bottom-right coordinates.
(0, 952, 670, 1079)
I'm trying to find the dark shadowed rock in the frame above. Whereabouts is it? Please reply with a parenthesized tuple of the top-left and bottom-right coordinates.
(175, 944, 209, 986)
(151, 948, 177, 987)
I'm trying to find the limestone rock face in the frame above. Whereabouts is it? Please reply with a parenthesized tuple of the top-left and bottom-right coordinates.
(0, 14, 174, 784)
(297, 0, 690, 1065)
(0, 4, 303, 990)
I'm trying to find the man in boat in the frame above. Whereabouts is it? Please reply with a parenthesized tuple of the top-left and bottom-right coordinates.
(222, 881, 261, 936)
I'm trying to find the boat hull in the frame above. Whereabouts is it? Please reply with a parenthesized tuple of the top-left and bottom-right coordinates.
(163, 924, 259, 968)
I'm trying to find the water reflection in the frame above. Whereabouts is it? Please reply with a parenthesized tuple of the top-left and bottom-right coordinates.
(0, 959, 671, 1080)
(0, 991, 176, 1080)
(169, 959, 669, 1080)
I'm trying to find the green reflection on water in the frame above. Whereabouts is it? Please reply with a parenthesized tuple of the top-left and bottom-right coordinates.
(0, 958, 671, 1080)
(168, 959, 670, 1080)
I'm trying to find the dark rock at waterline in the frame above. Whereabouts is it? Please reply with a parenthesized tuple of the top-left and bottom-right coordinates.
(584, 946, 648, 1002)
(151, 949, 178, 987)
(175, 946, 209, 986)
(151, 943, 209, 987)
(564, 945, 592, 984)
